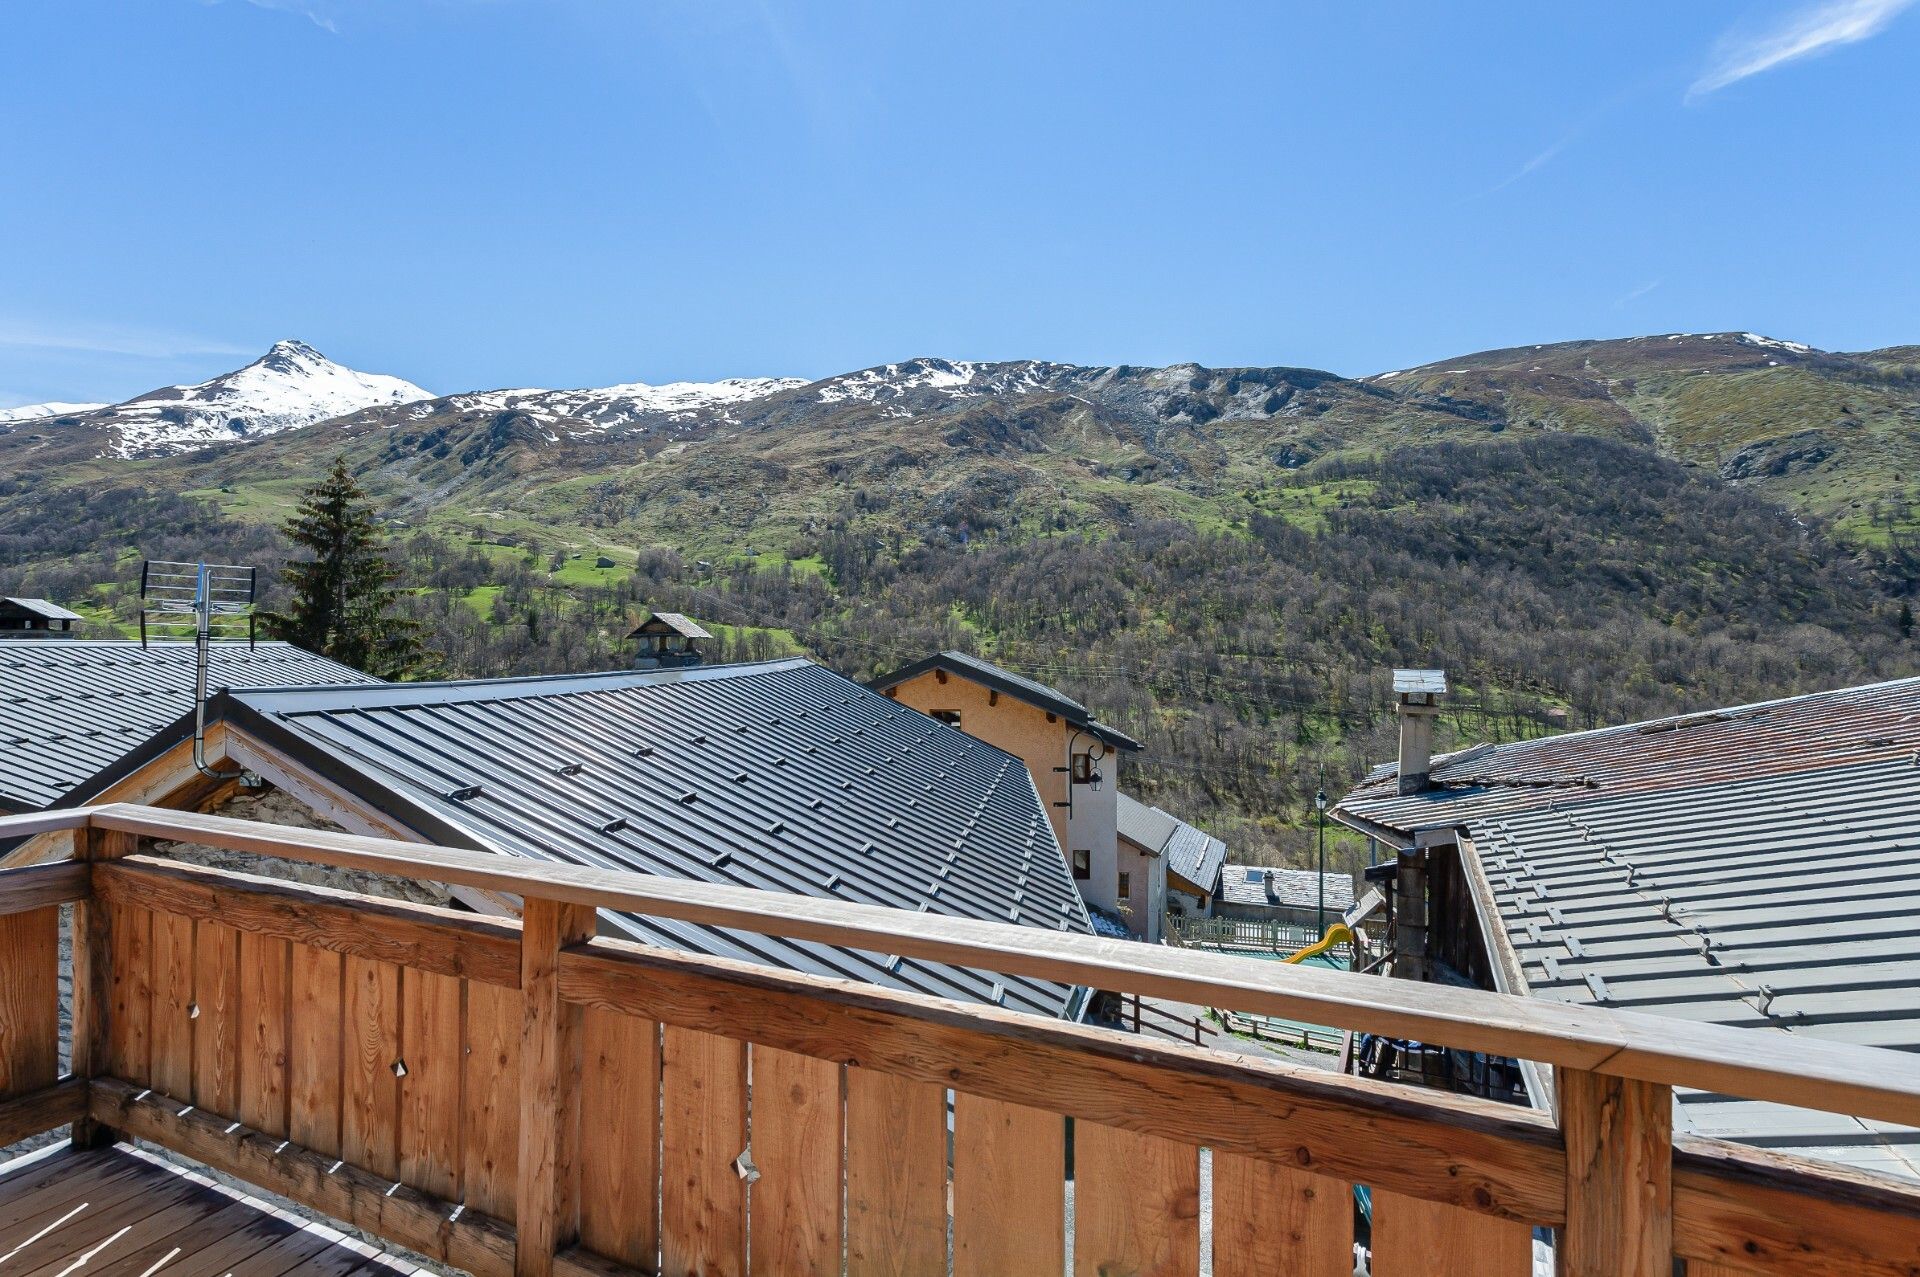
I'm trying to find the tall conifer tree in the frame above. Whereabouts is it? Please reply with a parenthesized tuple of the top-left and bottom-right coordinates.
(263, 457, 427, 678)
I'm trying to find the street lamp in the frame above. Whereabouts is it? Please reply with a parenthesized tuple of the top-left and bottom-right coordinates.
(1314, 789, 1329, 939)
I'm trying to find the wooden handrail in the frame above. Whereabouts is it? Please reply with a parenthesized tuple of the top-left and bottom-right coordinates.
(7, 802, 1920, 1132)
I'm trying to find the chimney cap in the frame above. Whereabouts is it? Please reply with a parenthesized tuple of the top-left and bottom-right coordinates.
(1393, 669, 1447, 695)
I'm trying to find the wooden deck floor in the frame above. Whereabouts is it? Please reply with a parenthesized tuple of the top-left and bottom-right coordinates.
(0, 1144, 426, 1276)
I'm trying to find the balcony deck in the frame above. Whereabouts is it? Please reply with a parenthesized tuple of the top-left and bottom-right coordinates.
(0, 1143, 420, 1274)
(0, 802, 1917, 1277)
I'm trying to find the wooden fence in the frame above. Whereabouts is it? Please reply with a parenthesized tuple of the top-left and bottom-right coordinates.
(0, 803, 1917, 1277)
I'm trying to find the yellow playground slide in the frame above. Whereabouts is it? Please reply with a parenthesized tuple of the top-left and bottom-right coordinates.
(1285, 922, 1353, 964)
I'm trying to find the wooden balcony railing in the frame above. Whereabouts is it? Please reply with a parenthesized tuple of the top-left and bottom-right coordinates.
(1, 803, 1917, 1277)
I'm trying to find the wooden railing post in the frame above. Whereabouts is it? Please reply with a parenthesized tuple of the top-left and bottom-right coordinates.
(1558, 1066, 1672, 1277)
(516, 897, 597, 1277)
(71, 823, 137, 1150)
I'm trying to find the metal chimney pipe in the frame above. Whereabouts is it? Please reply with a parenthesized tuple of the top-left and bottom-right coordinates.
(1393, 669, 1447, 795)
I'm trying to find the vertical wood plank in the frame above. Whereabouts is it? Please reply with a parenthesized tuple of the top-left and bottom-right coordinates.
(952, 1092, 1064, 1277)
(400, 967, 465, 1201)
(845, 1070, 947, 1277)
(235, 930, 291, 1138)
(150, 911, 197, 1100)
(72, 825, 137, 1148)
(1560, 1067, 1673, 1277)
(465, 980, 523, 1222)
(660, 1025, 749, 1277)
(106, 903, 153, 1085)
(1075, 1122, 1199, 1277)
(579, 1007, 660, 1268)
(1371, 1190, 1533, 1276)
(749, 1046, 843, 1277)
(1212, 1154, 1351, 1277)
(289, 943, 345, 1157)
(342, 954, 402, 1181)
(0, 906, 58, 1099)
(516, 900, 597, 1277)
(193, 920, 242, 1115)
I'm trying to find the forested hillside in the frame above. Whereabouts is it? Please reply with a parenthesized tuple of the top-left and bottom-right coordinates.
(4, 333, 1918, 872)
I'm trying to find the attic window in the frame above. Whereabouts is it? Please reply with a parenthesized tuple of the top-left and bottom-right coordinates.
(1072, 849, 1091, 880)
(932, 710, 962, 728)
(1071, 752, 1095, 784)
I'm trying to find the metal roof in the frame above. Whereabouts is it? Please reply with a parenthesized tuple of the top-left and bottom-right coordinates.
(0, 639, 376, 812)
(1475, 755, 1920, 1181)
(868, 651, 1144, 752)
(1219, 863, 1354, 912)
(1, 598, 85, 622)
(219, 658, 1094, 1018)
(1393, 668, 1447, 695)
(1118, 793, 1227, 891)
(1336, 674, 1920, 841)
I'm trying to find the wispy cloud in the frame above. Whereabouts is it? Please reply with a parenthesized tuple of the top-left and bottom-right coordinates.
(1488, 135, 1576, 194)
(1689, 0, 1914, 100)
(197, 0, 340, 34)
(1614, 279, 1663, 309)
(0, 319, 252, 361)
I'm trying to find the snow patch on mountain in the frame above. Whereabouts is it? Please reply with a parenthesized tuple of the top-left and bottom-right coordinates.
(422, 375, 807, 432)
(0, 401, 108, 423)
(98, 340, 431, 457)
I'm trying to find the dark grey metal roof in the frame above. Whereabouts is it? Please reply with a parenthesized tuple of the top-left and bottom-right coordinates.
(1219, 863, 1353, 912)
(0, 639, 376, 812)
(869, 651, 1143, 752)
(1, 597, 85, 622)
(222, 658, 1093, 1018)
(1336, 674, 1920, 842)
(1116, 793, 1180, 854)
(1117, 793, 1226, 889)
(1476, 755, 1920, 1181)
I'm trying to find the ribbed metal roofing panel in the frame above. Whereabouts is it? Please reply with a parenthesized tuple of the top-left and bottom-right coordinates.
(229, 658, 1095, 1018)
(1337, 674, 1920, 839)
(1165, 822, 1228, 891)
(0, 639, 376, 811)
(1116, 793, 1180, 854)
(1478, 754, 1920, 1181)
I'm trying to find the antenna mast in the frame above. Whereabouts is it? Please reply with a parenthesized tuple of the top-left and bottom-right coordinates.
(140, 560, 258, 781)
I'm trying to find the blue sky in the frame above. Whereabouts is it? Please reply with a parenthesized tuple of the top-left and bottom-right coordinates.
(2, 1, 1916, 406)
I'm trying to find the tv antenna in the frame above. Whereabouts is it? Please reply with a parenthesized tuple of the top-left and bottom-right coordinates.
(140, 561, 259, 782)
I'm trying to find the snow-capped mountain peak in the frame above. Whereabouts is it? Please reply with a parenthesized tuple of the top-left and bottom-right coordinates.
(0, 401, 109, 424)
(33, 340, 435, 458)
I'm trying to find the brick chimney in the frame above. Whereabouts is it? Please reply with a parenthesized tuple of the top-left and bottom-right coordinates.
(1393, 669, 1446, 795)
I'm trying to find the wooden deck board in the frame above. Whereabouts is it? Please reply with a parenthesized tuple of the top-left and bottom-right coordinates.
(0, 1145, 422, 1276)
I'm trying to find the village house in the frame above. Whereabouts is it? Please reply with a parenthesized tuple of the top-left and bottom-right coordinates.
(869, 650, 1152, 937)
(0, 597, 83, 638)
(1117, 792, 1227, 924)
(1334, 669, 1920, 1182)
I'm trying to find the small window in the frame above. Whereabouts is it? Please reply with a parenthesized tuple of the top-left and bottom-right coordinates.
(1118, 871, 1131, 901)
(1072, 849, 1091, 880)
(932, 710, 962, 728)
(1071, 752, 1094, 784)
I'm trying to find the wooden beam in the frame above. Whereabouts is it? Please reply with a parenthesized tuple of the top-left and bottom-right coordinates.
(95, 855, 522, 988)
(0, 1078, 86, 1148)
(1672, 1135, 1920, 1277)
(0, 860, 88, 916)
(558, 936, 1567, 1224)
(1558, 1067, 1672, 1277)
(71, 825, 138, 1149)
(48, 802, 1920, 1130)
(516, 899, 598, 1277)
(90, 1076, 516, 1277)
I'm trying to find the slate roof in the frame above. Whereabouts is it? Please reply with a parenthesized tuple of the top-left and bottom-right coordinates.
(869, 651, 1143, 752)
(1118, 793, 1227, 892)
(0, 639, 375, 812)
(1219, 863, 1354, 912)
(209, 658, 1093, 1018)
(1, 598, 85, 622)
(1333, 674, 1920, 1181)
